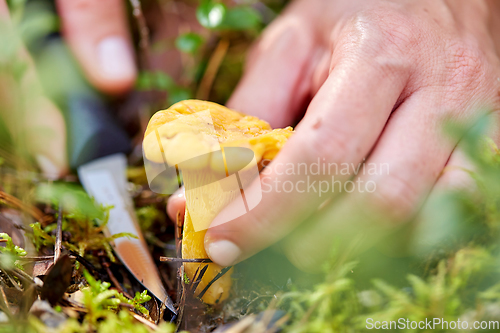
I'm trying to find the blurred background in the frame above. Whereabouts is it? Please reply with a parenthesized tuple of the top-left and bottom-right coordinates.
(1, 0, 500, 332)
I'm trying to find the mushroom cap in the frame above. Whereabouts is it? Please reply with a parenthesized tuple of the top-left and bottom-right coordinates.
(143, 100, 294, 304)
(144, 100, 293, 168)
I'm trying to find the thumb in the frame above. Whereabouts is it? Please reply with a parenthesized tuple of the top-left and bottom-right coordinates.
(56, 0, 137, 95)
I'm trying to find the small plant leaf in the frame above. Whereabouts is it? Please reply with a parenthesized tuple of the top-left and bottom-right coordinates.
(175, 32, 204, 54)
(221, 7, 261, 30)
(196, 1, 227, 29)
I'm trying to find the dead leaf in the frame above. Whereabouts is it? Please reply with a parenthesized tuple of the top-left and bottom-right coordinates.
(40, 255, 72, 305)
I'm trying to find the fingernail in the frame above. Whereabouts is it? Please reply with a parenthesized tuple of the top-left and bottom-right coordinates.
(167, 187, 185, 220)
(171, 187, 185, 199)
(97, 36, 136, 81)
(35, 154, 62, 180)
(206, 240, 241, 266)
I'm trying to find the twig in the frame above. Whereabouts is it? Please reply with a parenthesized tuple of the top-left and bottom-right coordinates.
(67, 250, 107, 281)
(2, 267, 35, 290)
(174, 205, 184, 326)
(118, 303, 135, 310)
(132, 312, 159, 331)
(0, 285, 13, 320)
(197, 266, 232, 299)
(175, 266, 185, 332)
(17, 255, 55, 261)
(129, 0, 151, 68)
(195, 39, 230, 100)
(3, 272, 22, 291)
(12, 267, 35, 284)
(104, 263, 133, 299)
(190, 264, 208, 293)
(160, 257, 212, 263)
(54, 205, 63, 264)
(175, 211, 183, 259)
(0, 191, 50, 224)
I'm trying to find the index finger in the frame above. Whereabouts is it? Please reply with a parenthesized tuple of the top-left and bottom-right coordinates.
(57, 0, 136, 94)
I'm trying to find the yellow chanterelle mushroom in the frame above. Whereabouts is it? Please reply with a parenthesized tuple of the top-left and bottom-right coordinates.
(144, 100, 293, 304)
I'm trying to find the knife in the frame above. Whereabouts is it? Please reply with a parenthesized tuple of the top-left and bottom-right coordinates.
(78, 154, 176, 315)
(56, 48, 176, 315)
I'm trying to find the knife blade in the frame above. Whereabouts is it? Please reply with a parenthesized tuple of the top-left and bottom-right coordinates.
(78, 153, 176, 315)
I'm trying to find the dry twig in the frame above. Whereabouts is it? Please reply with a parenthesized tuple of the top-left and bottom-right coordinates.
(196, 39, 230, 100)
(54, 205, 63, 263)
(159, 257, 212, 263)
(0, 190, 51, 225)
(129, 0, 151, 68)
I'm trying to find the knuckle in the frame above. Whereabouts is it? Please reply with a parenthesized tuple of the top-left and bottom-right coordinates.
(339, 6, 417, 57)
(444, 42, 486, 95)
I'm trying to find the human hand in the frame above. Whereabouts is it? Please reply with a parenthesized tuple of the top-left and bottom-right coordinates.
(56, 0, 137, 95)
(0, 1, 67, 178)
(169, 0, 500, 270)
(0, 0, 138, 177)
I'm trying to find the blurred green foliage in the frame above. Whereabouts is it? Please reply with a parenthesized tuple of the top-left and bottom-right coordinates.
(196, 0, 227, 29)
(4, 0, 500, 332)
(219, 6, 261, 30)
(33, 182, 136, 261)
(175, 33, 204, 54)
(196, 0, 261, 30)
(0, 232, 26, 270)
(276, 113, 500, 332)
(82, 270, 151, 317)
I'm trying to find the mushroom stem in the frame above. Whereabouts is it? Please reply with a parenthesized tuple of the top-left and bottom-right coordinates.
(182, 167, 237, 304)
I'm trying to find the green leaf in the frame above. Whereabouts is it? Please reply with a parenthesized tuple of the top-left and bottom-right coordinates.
(36, 182, 104, 220)
(0, 233, 26, 270)
(0, 233, 26, 257)
(196, 1, 227, 29)
(136, 71, 175, 92)
(135, 71, 155, 90)
(19, 2, 59, 47)
(221, 7, 261, 30)
(155, 72, 175, 91)
(29, 222, 54, 251)
(168, 87, 191, 105)
(175, 33, 204, 54)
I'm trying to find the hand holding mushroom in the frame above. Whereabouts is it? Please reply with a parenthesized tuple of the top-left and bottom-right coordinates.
(167, 0, 500, 271)
(144, 100, 292, 303)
